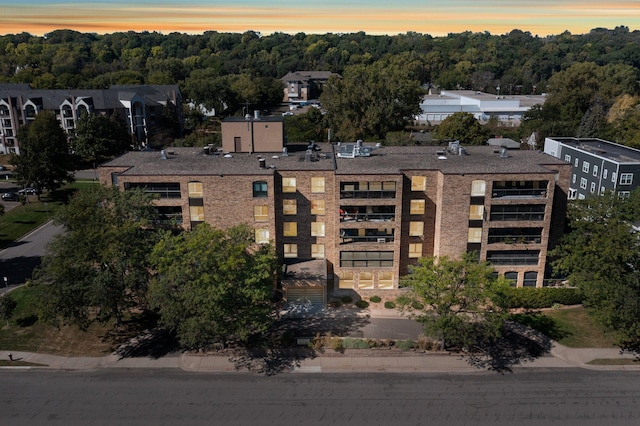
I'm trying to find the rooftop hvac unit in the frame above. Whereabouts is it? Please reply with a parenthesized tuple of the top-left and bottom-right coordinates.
(377, 237, 386, 243)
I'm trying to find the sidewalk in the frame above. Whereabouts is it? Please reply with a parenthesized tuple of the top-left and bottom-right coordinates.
(2, 341, 638, 373)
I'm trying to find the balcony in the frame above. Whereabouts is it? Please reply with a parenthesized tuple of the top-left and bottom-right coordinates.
(340, 228, 395, 244)
(340, 206, 395, 222)
(488, 228, 542, 244)
(491, 180, 549, 199)
(340, 181, 397, 199)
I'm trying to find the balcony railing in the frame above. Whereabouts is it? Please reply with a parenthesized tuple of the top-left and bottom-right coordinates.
(491, 188, 547, 198)
(340, 234, 395, 244)
(340, 212, 395, 222)
(488, 235, 542, 244)
(340, 190, 396, 199)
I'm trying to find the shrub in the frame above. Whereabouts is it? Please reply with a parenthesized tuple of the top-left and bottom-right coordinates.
(343, 337, 370, 349)
(501, 287, 583, 309)
(341, 295, 353, 304)
(384, 301, 396, 309)
(355, 299, 369, 309)
(329, 337, 344, 352)
(395, 339, 415, 351)
(328, 300, 342, 308)
(411, 300, 424, 310)
(370, 295, 382, 303)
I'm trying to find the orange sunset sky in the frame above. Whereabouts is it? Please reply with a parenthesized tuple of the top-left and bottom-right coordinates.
(1, 1, 640, 37)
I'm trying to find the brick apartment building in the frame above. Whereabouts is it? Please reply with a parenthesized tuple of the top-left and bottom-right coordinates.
(99, 129, 570, 302)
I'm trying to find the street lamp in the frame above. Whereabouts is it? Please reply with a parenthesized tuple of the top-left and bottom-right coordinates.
(3, 276, 7, 291)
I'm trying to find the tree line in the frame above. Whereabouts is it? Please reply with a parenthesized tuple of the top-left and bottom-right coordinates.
(4, 27, 640, 144)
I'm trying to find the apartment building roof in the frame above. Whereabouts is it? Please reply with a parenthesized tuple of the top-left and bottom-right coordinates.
(102, 144, 567, 177)
(550, 137, 640, 164)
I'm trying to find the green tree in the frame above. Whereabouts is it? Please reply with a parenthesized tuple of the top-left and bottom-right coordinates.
(434, 112, 490, 145)
(0, 294, 17, 326)
(551, 190, 640, 354)
(398, 254, 509, 352)
(33, 186, 161, 329)
(10, 111, 74, 193)
(74, 112, 131, 164)
(148, 223, 278, 349)
(320, 61, 424, 141)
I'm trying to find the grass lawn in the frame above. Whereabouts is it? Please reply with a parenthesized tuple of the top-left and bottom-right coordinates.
(0, 180, 99, 249)
(0, 285, 155, 357)
(511, 306, 619, 348)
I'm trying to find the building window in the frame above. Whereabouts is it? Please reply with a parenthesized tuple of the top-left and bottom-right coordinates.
(111, 173, 119, 187)
(189, 206, 204, 222)
(486, 250, 539, 265)
(253, 181, 268, 197)
(568, 188, 577, 200)
(410, 199, 425, 214)
(311, 222, 325, 237)
(254, 205, 268, 222)
(582, 161, 589, 173)
(409, 221, 424, 236)
(311, 199, 325, 215)
(378, 271, 394, 289)
(572, 174, 576, 184)
(339, 271, 354, 289)
(468, 228, 482, 243)
(283, 244, 298, 258)
(188, 181, 203, 197)
(311, 244, 325, 258)
(471, 180, 486, 196)
(505, 271, 518, 287)
(411, 176, 427, 191)
(600, 187, 606, 196)
(340, 251, 394, 267)
(283, 199, 297, 215)
(255, 229, 270, 244)
(612, 172, 617, 183)
(593, 165, 598, 177)
(578, 194, 585, 200)
(603, 169, 608, 179)
(408, 243, 422, 258)
(311, 177, 325, 193)
(564, 154, 571, 163)
(574, 158, 579, 167)
(620, 173, 633, 185)
(282, 177, 296, 193)
(523, 271, 538, 287)
(283, 222, 297, 237)
(469, 204, 484, 220)
(590, 182, 596, 193)
(618, 191, 631, 198)
(358, 272, 374, 289)
(580, 178, 587, 189)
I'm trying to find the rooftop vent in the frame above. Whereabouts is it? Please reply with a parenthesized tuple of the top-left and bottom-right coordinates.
(499, 147, 509, 158)
(160, 150, 167, 160)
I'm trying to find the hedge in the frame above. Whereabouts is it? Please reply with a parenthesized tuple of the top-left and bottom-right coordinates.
(501, 287, 583, 309)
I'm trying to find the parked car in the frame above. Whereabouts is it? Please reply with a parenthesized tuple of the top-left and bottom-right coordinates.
(2, 192, 19, 201)
(18, 187, 39, 195)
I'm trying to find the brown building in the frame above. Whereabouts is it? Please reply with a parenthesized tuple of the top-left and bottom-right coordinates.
(280, 71, 339, 103)
(221, 114, 285, 153)
(99, 141, 570, 304)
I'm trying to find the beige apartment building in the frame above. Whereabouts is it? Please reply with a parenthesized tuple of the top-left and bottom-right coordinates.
(99, 138, 570, 304)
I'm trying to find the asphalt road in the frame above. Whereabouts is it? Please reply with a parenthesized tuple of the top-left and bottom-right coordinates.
(0, 221, 63, 294)
(2, 369, 639, 425)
